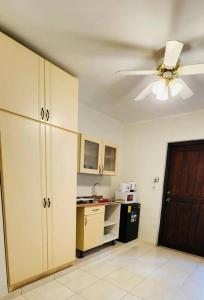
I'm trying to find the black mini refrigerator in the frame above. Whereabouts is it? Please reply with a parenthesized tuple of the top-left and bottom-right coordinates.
(118, 203, 140, 243)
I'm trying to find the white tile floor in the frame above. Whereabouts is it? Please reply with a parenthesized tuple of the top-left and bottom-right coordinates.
(12, 241, 204, 300)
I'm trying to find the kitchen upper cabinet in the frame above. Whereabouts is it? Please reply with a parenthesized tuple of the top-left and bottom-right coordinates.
(0, 32, 44, 120)
(46, 126, 77, 270)
(45, 61, 78, 132)
(79, 135, 102, 174)
(78, 135, 118, 175)
(102, 141, 118, 176)
(0, 111, 47, 289)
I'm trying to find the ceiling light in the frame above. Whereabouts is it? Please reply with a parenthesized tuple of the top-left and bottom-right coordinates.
(169, 79, 183, 97)
(152, 79, 166, 96)
(156, 85, 169, 101)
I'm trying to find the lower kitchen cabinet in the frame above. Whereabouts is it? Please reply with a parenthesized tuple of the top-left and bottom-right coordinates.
(76, 205, 105, 255)
(0, 110, 77, 290)
(76, 203, 121, 257)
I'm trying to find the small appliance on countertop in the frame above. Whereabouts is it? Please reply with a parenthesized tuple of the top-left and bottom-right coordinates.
(115, 182, 137, 204)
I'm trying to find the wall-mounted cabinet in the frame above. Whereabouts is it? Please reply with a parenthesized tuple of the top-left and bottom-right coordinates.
(0, 32, 78, 132)
(78, 134, 118, 176)
(0, 32, 44, 121)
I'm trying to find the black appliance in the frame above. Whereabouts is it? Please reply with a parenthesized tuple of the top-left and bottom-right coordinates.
(118, 203, 140, 243)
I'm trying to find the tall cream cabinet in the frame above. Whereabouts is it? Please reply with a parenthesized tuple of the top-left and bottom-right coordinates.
(0, 112, 48, 288)
(0, 32, 78, 291)
(46, 126, 77, 270)
(0, 32, 78, 132)
(45, 61, 78, 132)
(0, 33, 44, 121)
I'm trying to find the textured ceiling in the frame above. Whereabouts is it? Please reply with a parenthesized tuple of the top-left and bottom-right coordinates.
(0, 0, 204, 123)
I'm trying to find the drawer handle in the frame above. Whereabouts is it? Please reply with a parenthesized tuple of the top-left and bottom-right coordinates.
(92, 208, 100, 212)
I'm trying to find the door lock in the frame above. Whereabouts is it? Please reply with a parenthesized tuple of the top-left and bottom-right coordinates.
(166, 198, 171, 203)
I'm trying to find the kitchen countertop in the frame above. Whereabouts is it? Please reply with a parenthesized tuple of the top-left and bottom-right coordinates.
(76, 202, 120, 208)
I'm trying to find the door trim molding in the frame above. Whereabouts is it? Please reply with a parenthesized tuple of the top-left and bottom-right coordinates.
(158, 138, 204, 246)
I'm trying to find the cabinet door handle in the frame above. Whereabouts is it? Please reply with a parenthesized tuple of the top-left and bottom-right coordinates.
(41, 108, 45, 120)
(101, 165, 104, 174)
(85, 217, 87, 226)
(46, 109, 50, 121)
(47, 198, 51, 208)
(43, 198, 47, 208)
(99, 165, 101, 174)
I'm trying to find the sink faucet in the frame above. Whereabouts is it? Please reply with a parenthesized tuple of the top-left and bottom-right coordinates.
(92, 183, 100, 197)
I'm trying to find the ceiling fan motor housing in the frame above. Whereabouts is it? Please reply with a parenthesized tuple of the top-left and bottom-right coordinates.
(157, 64, 180, 81)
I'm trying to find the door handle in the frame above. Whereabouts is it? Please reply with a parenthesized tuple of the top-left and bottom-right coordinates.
(43, 198, 47, 208)
(166, 198, 171, 203)
(46, 109, 50, 121)
(41, 108, 45, 120)
(47, 198, 51, 208)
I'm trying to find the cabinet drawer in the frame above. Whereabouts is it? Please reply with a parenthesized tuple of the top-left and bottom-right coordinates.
(84, 205, 105, 216)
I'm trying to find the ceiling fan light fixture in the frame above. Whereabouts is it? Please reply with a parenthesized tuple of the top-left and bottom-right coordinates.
(152, 79, 166, 96)
(169, 79, 183, 97)
(156, 85, 169, 101)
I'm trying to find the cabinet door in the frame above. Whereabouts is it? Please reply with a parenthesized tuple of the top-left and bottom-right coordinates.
(45, 61, 78, 132)
(79, 135, 102, 174)
(0, 111, 47, 289)
(101, 142, 118, 176)
(84, 214, 104, 251)
(46, 126, 77, 270)
(0, 33, 44, 120)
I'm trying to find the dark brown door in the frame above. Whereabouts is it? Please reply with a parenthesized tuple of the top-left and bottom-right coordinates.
(158, 140, 204, 256)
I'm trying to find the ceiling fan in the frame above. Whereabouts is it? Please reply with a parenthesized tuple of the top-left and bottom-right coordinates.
(116, 41, 204, 101)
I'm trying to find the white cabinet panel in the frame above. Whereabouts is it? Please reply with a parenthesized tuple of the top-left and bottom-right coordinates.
(0, 33, 44, 120)
(0, 111, 47, 288)
(45, 61, 78, 132)
(46, 126, 77, 270)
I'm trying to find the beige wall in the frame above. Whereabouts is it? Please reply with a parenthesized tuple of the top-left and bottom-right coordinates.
(77, 103, 125, 198)
(124, 110, 204, 244)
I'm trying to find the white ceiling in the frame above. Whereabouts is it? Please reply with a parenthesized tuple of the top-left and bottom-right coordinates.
(1, 0, 204, 123)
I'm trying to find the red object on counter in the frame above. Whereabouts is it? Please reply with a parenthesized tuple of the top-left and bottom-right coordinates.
(98, 198, 112, 203)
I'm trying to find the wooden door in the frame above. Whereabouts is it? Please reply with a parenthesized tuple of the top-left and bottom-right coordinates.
(0, 111, 47, 289)
(83, 213, 104, 251)
(101, 141, 118, 176)
(45, 61, 78, 132)
(0, 33, 44, 121)
(46, 126, 77, 270)
(159, 140, 204, 256)
(79, 135, 102, 175)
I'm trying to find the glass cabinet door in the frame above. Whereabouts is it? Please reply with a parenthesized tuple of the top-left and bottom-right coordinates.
(102, 142, 118, 175)
(79, 135, 102, 174)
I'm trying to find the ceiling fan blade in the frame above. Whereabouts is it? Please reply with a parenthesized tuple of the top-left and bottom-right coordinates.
(116, 70, 155, 76)
(179, 64, 204, 75)
(178, 78, 194, 99)
(163, 41, 184, 68)
(134, 82, 153, 101)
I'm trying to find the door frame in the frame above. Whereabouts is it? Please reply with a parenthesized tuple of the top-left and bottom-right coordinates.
(158, 139, 204, 248)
